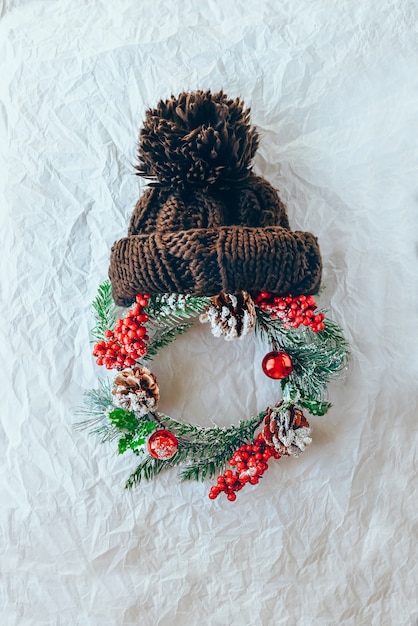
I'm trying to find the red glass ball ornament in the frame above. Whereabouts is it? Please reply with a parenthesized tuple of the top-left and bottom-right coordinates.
(262, 350, 293, 379)
(147, 429, 179, 460)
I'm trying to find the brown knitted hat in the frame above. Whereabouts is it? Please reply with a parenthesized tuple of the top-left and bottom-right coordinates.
(109, 90, 322, 306)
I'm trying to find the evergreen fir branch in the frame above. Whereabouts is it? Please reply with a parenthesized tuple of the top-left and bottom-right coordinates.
(178, 449, 234, 482)
(155, 412, 264, 453)
(254, 308, 291, 345)
(74, 415, 119, 443)
(255, 309, 349, 409)
(125, 456, 163, 488)
(283, 319, 349, 400)
(145, 294, 210, 325)
(125, 449, 216, 488)
(142, 295, 209, 360)
(142, 322, 192, 360)
(76, 379, 114, 417)
(91, 281, 118, 340)
(124, 411, 266, 487)
(74, 380, 118, 442)
(179, 458, 224, 482)
(125, 450, 188, 488)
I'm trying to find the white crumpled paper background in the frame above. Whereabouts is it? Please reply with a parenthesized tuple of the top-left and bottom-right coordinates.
(1, 1, 417, 624)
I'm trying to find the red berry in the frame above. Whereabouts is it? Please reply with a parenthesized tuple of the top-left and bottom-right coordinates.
(227, 493, 237, 501)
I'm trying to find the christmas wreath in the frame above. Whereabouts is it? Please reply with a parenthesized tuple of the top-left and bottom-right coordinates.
(78, 91, 349, 502)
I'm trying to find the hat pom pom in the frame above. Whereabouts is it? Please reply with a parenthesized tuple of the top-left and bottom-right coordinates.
(137, 90, 259, 188)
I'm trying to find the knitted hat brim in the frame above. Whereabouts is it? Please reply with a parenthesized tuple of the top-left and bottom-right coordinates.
(109, 227, 322, 306)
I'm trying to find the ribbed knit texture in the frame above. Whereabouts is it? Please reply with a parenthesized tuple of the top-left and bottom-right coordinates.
(109, 91, 322, 305)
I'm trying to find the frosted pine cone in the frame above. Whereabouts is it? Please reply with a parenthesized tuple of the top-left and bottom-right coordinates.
(199, 291, 256, 340)
(262, 403, 312, 457)
(112, 367, 159, 417)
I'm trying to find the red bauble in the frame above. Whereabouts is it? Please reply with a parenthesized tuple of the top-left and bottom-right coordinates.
(262, 351, 293, 379)
(147, 429, 178, 460)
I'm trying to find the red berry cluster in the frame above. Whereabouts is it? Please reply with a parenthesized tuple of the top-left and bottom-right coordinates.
(208, 434, 280, 502)
(253, 292, 325, 332)
(93, 294, 150, 370)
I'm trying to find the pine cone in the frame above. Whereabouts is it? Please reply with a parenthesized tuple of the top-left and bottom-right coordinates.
(262, 402, 312, 457)
(199, 291, 256, 340)
(112, 367, 159, 417)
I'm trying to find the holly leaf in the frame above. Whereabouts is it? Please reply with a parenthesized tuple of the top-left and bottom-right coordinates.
(117, 420, 157, 455)
(299, 399, 332, 417)
(109, 408, 138, 432)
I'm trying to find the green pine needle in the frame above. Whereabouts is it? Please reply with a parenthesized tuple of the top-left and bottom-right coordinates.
(145, 294, 210, 324)
(125, 455, 175, 488)
(91, 281, 117, 341)
(255, 309, 349, 408)
(75, 379, 118, 442)
(143, 323, 192, 360)
(124, 411, 266, 487)
(142, 294, 210, 361)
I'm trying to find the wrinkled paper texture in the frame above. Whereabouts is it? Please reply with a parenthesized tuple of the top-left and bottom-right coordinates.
(1, 1, 417, 624)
